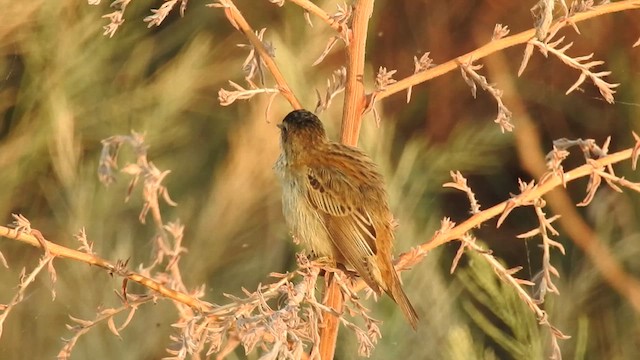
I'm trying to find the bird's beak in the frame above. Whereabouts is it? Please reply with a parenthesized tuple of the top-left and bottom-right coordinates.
(276, 123, 283, 130)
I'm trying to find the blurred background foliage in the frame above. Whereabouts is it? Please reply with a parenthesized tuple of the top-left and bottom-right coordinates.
(0, 0, 639, 359)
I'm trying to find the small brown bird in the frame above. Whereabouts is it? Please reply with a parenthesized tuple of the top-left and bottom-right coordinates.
(274, 109, 418, 329)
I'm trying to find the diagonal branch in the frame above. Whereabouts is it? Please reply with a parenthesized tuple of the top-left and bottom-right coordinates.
(419, 147, 637, 254)
(373, 0, 640, 103)
(0, 225, 211, 312)
(211, 0, 302, 109)
(483, 52, 640, 315)
(345, 143, 640, 314)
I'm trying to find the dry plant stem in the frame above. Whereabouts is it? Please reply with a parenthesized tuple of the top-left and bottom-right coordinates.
(374, 0, 640, 102)
(0, 226, 211, 312)
(348, 146, 640, 293)
(288, 0, 342, 32)
(58, 295, 154, 359)
(462, 239, 551, 330)
(483, 52, 640, 311)
(318, 273, 343, 360)
(0, 253, 53, 339)
(148, 195, 194, 321)
(339, 0, 374, 145)
(420, 148, 637, 252)
(148, 194, 188, 296)
(318, 281, 342, 360)
(340, 145, 640, 329)
(219, 0, 302, 109)
(318, 2, 374, 358)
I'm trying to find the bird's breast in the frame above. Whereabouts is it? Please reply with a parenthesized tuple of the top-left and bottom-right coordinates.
(275, 160, 334, 257)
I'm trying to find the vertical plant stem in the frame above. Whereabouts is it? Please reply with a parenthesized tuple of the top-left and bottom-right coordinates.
(319, 2, 375, 359)
(318, 273, 343, 360)
(340, 0, 374, 146)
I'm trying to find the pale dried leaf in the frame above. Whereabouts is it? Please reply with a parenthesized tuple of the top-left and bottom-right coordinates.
(107, 317, 122, 338)
(518, 42, 535, 76)
(492, 24, 510, 40)
(313, 36, 340, 66)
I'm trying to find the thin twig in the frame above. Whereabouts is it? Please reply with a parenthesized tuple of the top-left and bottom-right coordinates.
(484, 50, 640, 313)
(419, 147, 639, 256)
(343, 145, 640, 301)
(0, 226, 211, 312)
(212, 0, 302, 109)
(373, 0, 640, 102)
(0, 253, 55, 339)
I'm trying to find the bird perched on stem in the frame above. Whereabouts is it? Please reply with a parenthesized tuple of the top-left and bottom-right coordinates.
(274, 109, 418, 329)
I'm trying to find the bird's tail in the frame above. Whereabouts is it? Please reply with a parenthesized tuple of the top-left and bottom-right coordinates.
(387, 269, 419, 330)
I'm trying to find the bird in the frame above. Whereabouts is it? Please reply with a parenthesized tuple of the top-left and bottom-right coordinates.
(273, 109, 418, 329)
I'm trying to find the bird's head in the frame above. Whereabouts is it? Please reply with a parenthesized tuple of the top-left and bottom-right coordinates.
(278, 109, 328, 159)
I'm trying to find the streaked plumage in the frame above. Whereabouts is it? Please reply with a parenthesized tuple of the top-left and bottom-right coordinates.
(274, 109, 418, 329)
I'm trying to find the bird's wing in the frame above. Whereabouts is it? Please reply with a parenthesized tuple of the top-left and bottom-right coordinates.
(305, 166, 383, 292)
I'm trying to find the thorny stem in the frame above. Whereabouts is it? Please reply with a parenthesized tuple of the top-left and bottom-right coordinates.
(58, 295, 155, 359)
(340, 0, 374, 146)
(148, 190, 194, 320)
(217, 0, 302, 109)
(419, 148, 637, 252)
(340, 145, 640, 301)
(374, 0, 640, 102)
(484, 50, 640, 312)
(462, 239, 551, 328)
(0, 254, 53, 339)
(0, 226, 211, 312)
